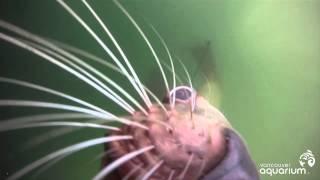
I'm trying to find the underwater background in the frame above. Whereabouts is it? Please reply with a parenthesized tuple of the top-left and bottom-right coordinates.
(0, 0, 319, 180)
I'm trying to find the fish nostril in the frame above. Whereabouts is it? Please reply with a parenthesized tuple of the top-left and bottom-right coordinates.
(170, 86, 194, 101)
(175, 88, 192, 100)
(167, 86, 198, 112)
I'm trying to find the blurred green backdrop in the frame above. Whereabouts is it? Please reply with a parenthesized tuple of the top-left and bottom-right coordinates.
(0, 0, 319, 180)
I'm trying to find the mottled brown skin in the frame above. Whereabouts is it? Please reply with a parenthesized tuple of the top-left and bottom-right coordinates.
(102, 95, 231, 180)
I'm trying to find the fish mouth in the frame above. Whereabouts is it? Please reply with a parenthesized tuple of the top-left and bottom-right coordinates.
(103, 96, 230, 180)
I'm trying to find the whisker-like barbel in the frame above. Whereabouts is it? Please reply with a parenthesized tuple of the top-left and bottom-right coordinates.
(38, 39, 169, 115)
(43, 43, 170, 123)
(0, 100, 149, 130)
(0, 32, 135, 114)
(196, 158, 207, 179)
(168, 170, 175, 180)
(25, 40, 136, 114)
(0, 20, 148, 115)
(56, 42, 169, 115)
(143, 86, 168, 115)
(31, 153, 70, 179)
(160, 59, 183, 85)
(0, 33, 170, 127)
(91, 149, 115, 163)
(0, 77, 110, 115)
(113, 0, 170, 95)
(141, 160, 164, 180)
(122, 164, 142, 180)
(82, 0, 151, 108)
(7, 135, 133, 180)
(93, 145, 154, 180)
(56, 0, 152, 109)
(51, 39, 183, 86)
(22, 118, 115, 150)
(150, 25, 176, 94)
(23, 127, 79, 150)
(0, 100, 111, 117)
(47, 39, 121, 73)
(176, 56, 193, 89)
(0, 121, 119, 132)
(178, 154, 194, 179)
(0, 112, 95, 127)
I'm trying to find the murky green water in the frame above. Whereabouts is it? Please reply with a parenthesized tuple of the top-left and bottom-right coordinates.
(0, 1, 319, 179)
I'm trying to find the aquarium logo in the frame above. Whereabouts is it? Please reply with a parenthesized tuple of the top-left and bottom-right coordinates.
(299, 150, 315, 168)
(259, 149, 315, 176)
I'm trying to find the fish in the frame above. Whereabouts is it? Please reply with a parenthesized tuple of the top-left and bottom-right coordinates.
(0, 0, 259, 179)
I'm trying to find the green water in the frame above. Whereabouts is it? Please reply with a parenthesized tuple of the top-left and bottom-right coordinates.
(0, 0, 319, 180)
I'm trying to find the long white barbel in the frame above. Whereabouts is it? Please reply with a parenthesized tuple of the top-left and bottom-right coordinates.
(0, 121, 119, 131)
(0, 112, 95, 127)
(0, 77, 113, 115)
(26, 40, 135, 114)
(7, 135, 133, 180)
(150, 25, 176, 94)
(0, 20, 148, 115)
(141, 160, 164, 180)
(56, 0, 152, 108)
(93, 145, 154, 180)
(0, 100, 148, 130)
(52, 41, 169, 114)
(82, 0, 151, 107)
(113, 0, 170, 94)
(0, 32, 135, 114)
